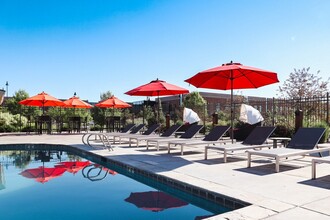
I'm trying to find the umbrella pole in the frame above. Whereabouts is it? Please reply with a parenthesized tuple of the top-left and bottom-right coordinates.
(112, 107, 115, 132)
(230, 71, 234, 143)
(157, 92, 160, 124)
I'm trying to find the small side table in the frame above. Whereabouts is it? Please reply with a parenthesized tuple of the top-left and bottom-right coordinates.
(270, 137, 291, 148)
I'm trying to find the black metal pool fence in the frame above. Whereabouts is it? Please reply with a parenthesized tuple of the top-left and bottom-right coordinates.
(1, 93, 330, 132)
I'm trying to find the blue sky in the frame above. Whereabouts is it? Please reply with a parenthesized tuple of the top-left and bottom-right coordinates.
(1, 0, 329, 102)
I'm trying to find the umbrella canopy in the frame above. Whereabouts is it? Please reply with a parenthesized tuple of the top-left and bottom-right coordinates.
(125, 78, 189, 123)
(63, 95, 93, 109)
(125, 191, 188, 212)
(20, 166, 66, 184)
(239, 104, 264, 125)
(19, 91, 65, 108)
(55, 161, 91, 174)
(183, 107, 200, 124)
(184, 61, 279, 90)
(125, 78, 189, 97)
(95, 96, 131, 108)
(185, 61, 279, 142)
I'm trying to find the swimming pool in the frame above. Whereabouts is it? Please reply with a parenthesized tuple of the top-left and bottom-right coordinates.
(0, 144, 233, 219)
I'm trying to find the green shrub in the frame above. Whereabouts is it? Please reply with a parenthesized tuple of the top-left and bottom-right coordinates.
(21, 126, 35, 133)
(274, 125, 295, 138)
(90, 124, 103, 131)
(0, 112, 28, 132)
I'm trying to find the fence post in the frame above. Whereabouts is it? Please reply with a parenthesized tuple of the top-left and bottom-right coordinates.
(166, 113, 170, 129)
(212, 112, 218, 127)
(295, 109, 303, 132)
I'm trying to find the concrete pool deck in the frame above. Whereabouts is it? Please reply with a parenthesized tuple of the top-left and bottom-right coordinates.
(1, 133, 330, 219)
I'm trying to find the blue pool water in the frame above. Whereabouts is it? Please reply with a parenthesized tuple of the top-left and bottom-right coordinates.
(0, 147, 231, 220)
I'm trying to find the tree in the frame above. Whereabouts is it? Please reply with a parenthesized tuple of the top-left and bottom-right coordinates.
(183, 91, 206, 109)
(183, 91, 207, 121)
(5, 89, 29, 115)
(100, 91, 113, 101)
(91, 90, 115, 128)
(278, 67, 329, 98)
(5, 89, 41, 117)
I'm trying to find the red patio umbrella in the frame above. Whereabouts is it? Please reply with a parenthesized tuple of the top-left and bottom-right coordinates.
(19, 91, 65, 114)
(125, 191, 188, 212)
(185, 61, 279, 141)
(63, 93, 93, 117)
(55, 161, 91, 175)
(20, 166, 66, 184)
(95, 96, 131, 109)
(63, 95, 93, 109)
(95, 96, 131, 131)
(125, 78, 189, 123)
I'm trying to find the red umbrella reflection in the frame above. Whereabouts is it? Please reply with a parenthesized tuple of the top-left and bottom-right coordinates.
(20, 166, 66, 184)
(125, 191, 188, 212)
(55, 161, 91, 175)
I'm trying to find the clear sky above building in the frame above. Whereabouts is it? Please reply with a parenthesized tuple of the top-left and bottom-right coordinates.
(0, 0, 329, 102)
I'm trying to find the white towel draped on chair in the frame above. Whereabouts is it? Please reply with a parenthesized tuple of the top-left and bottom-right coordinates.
(183, 107, 200, 124)
(239, 104, 264, 125)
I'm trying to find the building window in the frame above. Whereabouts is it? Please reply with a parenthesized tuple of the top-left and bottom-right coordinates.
(216, 103, 220, 112)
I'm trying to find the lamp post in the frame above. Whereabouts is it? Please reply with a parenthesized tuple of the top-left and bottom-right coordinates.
(5, 81, 8, 98)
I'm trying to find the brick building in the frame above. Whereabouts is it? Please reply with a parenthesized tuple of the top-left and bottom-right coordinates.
(159, 92, 272, 116)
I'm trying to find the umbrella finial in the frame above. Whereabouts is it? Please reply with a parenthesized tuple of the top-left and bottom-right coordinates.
(74, 92, 76, 96)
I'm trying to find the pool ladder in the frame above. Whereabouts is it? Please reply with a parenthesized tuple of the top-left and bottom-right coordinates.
(82, 133, 113, 151)
(82, 164, 109, 181)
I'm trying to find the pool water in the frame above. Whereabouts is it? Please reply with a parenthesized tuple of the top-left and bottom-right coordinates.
(0, 149, 230, 220)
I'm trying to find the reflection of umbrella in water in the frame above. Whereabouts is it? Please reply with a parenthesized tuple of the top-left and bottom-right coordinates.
(125, 191, 188, 212)
(185, 61, 279, 142)
(20, 166, 66, 184)
(125, 78, 189, 123)
(55, 161, 91, 175)
(18, 91, 65, 114)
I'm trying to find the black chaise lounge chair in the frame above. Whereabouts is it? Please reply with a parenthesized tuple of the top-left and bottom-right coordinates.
(167, 125, 231, 155)
(129, 124, 182, 147)
(204, 126, 276, 162)
(115, 124, 160, 144)
(247, 127, 330, 172)
(81, 123, 137, 146)
(110, 124, 145, 143)
(146, 124, 204, 151)
(118, 123, 136, 133)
